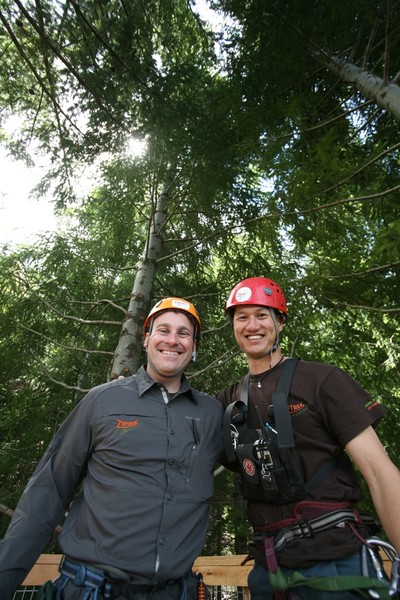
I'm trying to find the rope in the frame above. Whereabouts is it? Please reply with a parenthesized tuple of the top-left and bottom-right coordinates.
(269, 568, 395, 599)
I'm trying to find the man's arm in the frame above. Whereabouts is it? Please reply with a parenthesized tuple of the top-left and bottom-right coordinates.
(346, 425, 400, 552)
(0, 390, 95, 600)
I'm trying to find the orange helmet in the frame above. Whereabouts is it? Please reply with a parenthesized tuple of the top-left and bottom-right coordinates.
(144, 297, 202, 341)
(226, 277, 288, 320)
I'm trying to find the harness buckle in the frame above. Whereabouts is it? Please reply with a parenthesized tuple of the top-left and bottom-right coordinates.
(297, 518, 314, 539)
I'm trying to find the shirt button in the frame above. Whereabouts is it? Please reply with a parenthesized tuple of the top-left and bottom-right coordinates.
(168, 459, 175, 466)
(168, 495, 173, 501)
(160, 538, 166, 545)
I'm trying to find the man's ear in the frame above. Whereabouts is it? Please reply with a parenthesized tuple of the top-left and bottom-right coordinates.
(143, 332, 149, 349)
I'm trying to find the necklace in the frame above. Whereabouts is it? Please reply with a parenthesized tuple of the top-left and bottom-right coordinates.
(250, 356, 285, 388)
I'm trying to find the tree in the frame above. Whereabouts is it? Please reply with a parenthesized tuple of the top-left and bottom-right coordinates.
(0, 0, 399, 550)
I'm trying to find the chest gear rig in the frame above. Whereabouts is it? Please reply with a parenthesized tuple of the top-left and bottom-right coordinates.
(223, 358, 337, 504)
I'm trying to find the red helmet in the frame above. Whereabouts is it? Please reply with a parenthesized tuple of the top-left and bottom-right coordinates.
(144, 297, 201, 341)
(226, 277, 288, 319)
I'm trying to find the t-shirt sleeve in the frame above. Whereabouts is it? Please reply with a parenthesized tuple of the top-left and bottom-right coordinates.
(319, 366, 387, 447)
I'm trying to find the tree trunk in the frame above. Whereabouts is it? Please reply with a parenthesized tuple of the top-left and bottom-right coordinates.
(317, 53, 400, 119)
(110, 179, 171, 378)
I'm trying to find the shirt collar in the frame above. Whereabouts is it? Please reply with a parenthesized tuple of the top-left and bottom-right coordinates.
(134, 365, 197, 403)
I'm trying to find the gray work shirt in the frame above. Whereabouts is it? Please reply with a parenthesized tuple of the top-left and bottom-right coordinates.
(0, 366, 223, 599)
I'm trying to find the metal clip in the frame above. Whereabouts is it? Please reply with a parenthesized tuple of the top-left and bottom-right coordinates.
(253, 438, 273, 466)
(230, 424, 239, 450)
(389, 556, 400, 597)
(365, 537, 400, 597)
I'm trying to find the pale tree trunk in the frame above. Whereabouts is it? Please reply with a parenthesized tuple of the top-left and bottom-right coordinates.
(110, 179, 171, 378)
(316, 53, 400, 119)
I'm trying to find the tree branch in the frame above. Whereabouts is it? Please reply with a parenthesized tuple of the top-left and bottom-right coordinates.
(324, 260, 400, 279)
(67, 0, 159, 97)
(333, 301, 400, 313)
(0, 9, 83, 136)
(12, 319, 115, 356)
(18, 274, 122, 326)
(13, 0, 117, 121)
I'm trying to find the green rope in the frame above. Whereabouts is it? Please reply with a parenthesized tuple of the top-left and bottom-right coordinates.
(270, 568, 395, 599)
(36, 580, 55, 600)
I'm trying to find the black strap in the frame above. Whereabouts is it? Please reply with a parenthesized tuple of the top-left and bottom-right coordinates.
(223, 358, 340, 499)
(240, 372, 250, 405)
(272, 359, 298, 448)
(223, 359, 298, 463)
(223, 397, 247, 464)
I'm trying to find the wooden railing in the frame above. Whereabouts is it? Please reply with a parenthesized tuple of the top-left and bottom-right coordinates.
(22, 553, 253, 588)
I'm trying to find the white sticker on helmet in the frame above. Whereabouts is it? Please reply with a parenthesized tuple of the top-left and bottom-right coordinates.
(171, 299, 190, 310)
(235, 287, 252, 302)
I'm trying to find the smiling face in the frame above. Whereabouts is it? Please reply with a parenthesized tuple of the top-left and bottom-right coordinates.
(144, 310, 196, 391)
(232, 305, 283, 370)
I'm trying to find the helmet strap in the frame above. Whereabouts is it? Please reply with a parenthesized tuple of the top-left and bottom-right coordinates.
(269, 308, 280, 352)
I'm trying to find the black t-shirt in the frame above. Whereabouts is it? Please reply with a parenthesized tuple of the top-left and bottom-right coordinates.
(217, 359, 387, 567)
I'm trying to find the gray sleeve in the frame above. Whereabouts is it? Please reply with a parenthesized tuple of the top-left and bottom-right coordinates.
(0, 391, 96, 600)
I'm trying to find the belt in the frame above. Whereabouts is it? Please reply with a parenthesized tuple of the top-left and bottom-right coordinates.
(253, 508, 378, 553)
(60, 557, 181, 594)
(60, 558, 113, 598)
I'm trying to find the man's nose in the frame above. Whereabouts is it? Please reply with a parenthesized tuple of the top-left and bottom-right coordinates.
(164, 331, 180, 343)
(245, 316, 259, 330)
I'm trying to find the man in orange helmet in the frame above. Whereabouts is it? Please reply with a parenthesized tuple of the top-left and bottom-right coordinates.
(0, 297, 223, 600)
(219, 277, 400, 599)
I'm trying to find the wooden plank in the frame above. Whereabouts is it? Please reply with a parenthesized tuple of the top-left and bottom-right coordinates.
(192, 554, 252, 586)
(194, 554, 250, 567)
(21, 554, 62, 585)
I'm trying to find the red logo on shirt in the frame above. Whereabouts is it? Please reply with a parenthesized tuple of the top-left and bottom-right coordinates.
(288, 402, 306, 415)
(115, 419, 141, 429)
(365, 400, 380, 411)
(243, 459, 256, 476)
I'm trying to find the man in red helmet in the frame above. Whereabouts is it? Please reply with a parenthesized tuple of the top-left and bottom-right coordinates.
(218, 277, 400, 599)
(0, 297, 223, 600)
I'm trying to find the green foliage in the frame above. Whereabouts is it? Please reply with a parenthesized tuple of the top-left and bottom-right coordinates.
(0, 0, 399, 554)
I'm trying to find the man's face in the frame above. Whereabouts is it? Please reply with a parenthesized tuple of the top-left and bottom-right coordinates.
(232, 305, 282, 360)
(144, 310, 195, 382)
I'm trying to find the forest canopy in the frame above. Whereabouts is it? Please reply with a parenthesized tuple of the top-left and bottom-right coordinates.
(0, 0, 399, 553)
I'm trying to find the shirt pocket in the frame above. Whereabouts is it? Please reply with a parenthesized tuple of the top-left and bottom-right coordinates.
(94, 406, 166, 464)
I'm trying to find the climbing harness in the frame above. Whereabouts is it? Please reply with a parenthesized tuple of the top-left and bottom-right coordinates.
(38, 556, 203, 599)
(55, 558, 113, 599)
(253, 501, 379, 554)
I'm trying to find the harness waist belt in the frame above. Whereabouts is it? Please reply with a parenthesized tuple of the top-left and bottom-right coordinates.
(253, 508, 377, 553)
(60, 557, 178, 592)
